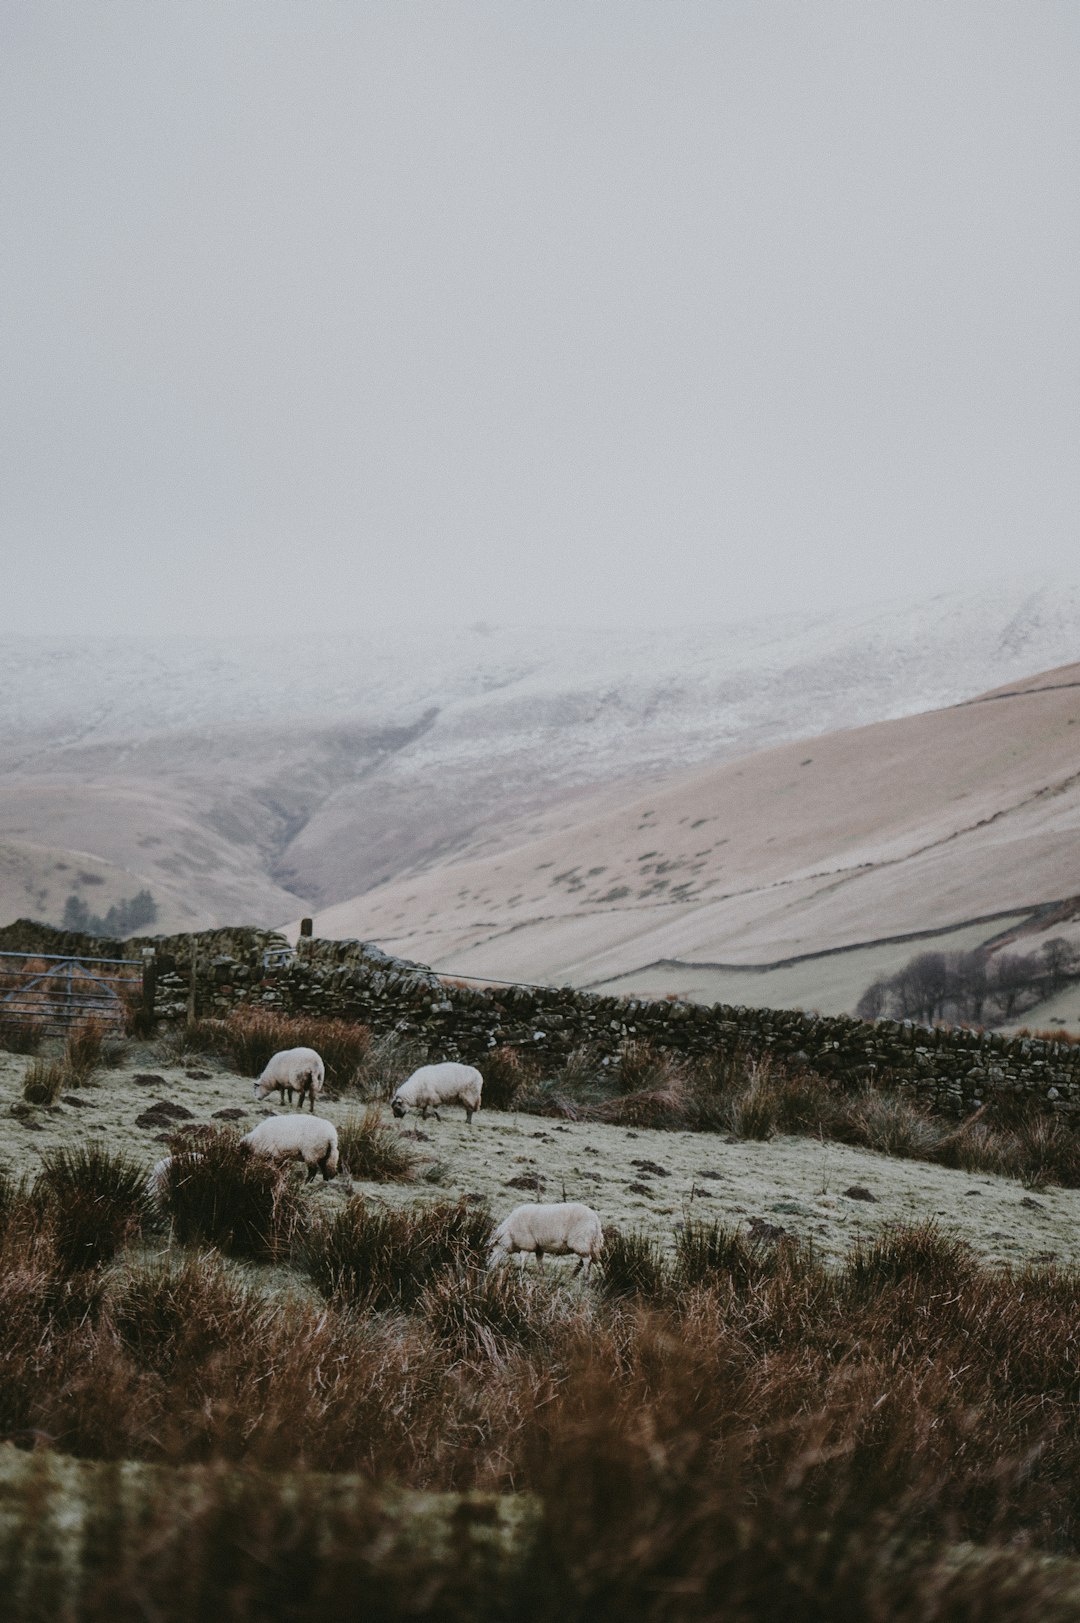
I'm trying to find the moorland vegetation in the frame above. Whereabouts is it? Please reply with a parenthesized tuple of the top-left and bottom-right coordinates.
(4, 1007, 1080, 1617)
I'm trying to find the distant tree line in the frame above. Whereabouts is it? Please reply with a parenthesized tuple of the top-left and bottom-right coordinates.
(61, 889, 158, 938)
(856, 937, 1080, 1028)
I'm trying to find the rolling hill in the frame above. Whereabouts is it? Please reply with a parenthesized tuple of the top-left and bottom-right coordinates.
(1, 579, 1079, 1008)
(302, 662, 1080, 1018)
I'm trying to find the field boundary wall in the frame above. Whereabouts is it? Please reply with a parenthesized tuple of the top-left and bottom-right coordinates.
(2, 920, 1078, 1116)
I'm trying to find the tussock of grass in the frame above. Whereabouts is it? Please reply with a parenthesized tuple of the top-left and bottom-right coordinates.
(337, 1106, 417, 1183)
(302, 1198, 493, 1311)
(110, 1252, 271, 1374)
(64, 1019, 106, 1085)
(481, 1044, 538, 1111)
(22, 1055, 66, 1105)
(673, 1219, 789, 1292)
(160, 1131, 305, 1262)
(420, 1264, 564, 1360)
(33, 1142, 148, 1269)
(220, 1008, 372, 1092)
(0, 1020, 41, 1055)
(357, 1031, 432, 1101)
(843, 1220, 979, 1299)
(597, 1227, 669, 1302)
(21, 1019, 111, 1104)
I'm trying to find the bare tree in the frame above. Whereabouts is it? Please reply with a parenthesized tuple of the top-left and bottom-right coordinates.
(1041, 937, 1079, 992)
(988, 952, 1040, 1022)
(856, 980, 889, 1020)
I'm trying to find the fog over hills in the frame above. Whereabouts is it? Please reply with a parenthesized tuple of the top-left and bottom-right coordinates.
(1, 578, 1078, 988)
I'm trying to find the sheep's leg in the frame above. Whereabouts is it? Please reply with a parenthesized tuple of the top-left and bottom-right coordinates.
(572, 1256, 584, 1277)
(464, 1105, 474, 1125)
(534, 1247, 545, 1269)
(431, 1107, 442, 1122)
(305, 1160, 318, 1183)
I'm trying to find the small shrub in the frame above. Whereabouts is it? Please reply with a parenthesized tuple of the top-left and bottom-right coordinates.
(358, 1030, 431, 1100)
(64, 1019, 106, 1085)
(34, 1143, 148, 1270)
(110, 1252, 269, 1374)
(594, 1078, 691, 1130)
(1012, 1113, 1080, 1189)
(725, 1075, 777, 1141)
(302, 1198, 492, 1311)
(22, 1056, 65, 1106)
(693, 1043, 757, 1098)
(420, 1264, 562, 1360)
(156, 1018, 228, 1063)
(162, 1132, 304, 1262)
(554, 1044, 603, 1092)
(598, 1227, 669, 1303)
(123, 993, 157, 1038)
(845, 1090, 946, 1160)
(770, 1070, 845, 1135)
(0, 1020, 41, 1055)
(337, 1106, 417, 1182)
(674, 1220, 785, 1292)
(843, 1222, 978, 1300)
(481, 1045, 536, 1110)
(616, 1039, 681, 1096)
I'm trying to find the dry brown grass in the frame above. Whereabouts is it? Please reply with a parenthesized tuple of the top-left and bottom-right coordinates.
(5, 1143, 1080, 1617)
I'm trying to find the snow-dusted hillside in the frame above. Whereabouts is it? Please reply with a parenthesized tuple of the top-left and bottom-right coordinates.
(3, 576, 1079, 758)
(0, 575, 1078, 931)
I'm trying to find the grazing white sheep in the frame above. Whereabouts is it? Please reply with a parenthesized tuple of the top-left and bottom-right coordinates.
(253, 1047, 325, 1112)
(241, 1114, 340, 1181)
(390, 1062, 483, 1125)
(489, 1201, 604, 1277)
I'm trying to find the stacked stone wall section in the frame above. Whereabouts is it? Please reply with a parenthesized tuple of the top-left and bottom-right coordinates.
(2, 921, 1077, 1116)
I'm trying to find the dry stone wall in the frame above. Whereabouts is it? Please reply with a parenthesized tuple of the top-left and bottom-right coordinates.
(3, 920, 1079, 1116)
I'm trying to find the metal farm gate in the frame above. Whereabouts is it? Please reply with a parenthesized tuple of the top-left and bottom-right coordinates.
(0, 950, 143, 1036)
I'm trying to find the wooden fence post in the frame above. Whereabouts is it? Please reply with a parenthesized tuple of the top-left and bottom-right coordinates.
(141, 948, 156, 1024)
(187, 941, 198, 1027)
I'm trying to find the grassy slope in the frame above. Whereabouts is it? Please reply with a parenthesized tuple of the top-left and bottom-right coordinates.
(2, 1046, 1078, 1273)
(306, 663, 1080, 998)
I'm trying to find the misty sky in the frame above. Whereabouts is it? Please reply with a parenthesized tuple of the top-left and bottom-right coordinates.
(2, 3, 1078, 635)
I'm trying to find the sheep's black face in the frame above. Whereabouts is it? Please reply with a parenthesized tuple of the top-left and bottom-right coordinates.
(391, 1098, 406, 1119)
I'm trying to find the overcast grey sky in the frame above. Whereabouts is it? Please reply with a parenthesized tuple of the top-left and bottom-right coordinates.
(2, 2, 1077, 635)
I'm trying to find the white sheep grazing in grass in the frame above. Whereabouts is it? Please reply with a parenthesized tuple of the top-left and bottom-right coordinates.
(253, 1047, 325, 1112)
(390, 1062, 483, 1125)
(241, 1113, 340, 1181)
(489, 1201, 604, 1278)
